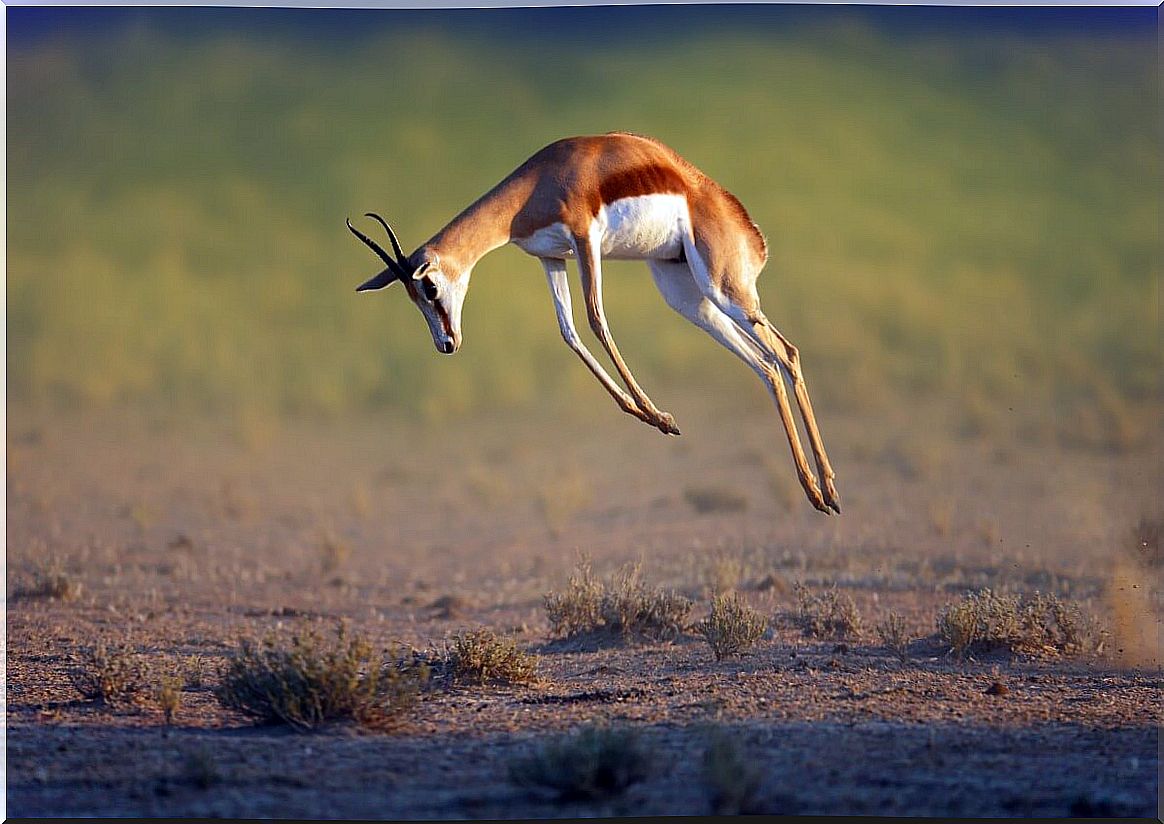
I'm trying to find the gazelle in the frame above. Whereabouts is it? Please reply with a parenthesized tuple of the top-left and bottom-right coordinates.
(347, 132, 841, 514)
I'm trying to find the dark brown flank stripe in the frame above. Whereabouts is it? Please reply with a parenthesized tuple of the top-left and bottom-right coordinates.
(591, 163, 688, 216)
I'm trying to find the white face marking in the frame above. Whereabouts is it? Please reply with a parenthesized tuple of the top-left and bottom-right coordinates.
(414, 268, 467, 353)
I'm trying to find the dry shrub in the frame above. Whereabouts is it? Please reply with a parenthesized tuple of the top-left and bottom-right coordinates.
(544, 560, 691, 643)
(14, 559, 81, 602)
(937, 588, 1102, 658)
(544, 560, 604, 637)
(446, 628, 538, 685)
(937, 588, 1018, 656)
(793, 583, 862, 639)
(875, 611, 913, 663)
(702, 729, 763, 815)
(510, 725, 651, 801)
(155, 672, 183, 725)
(697, 593, 768, 660)
(215, 622, 428, 731)
(70, 640, 145, 705)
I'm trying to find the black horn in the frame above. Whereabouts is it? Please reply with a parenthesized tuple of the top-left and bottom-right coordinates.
(347, 216, 410, 291)
(347, 218, 403, 272)
(364, 212, 410, 270)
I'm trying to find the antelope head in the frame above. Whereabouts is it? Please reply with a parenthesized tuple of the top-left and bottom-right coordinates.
(347, 213, 466, 355)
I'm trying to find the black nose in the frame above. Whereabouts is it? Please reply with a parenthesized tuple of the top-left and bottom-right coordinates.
(439, 341, 454, 354)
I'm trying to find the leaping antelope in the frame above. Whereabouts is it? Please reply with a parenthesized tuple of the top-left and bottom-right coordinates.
(347, 132, 841, 514)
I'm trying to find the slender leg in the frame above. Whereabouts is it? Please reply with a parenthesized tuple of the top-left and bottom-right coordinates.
(540, 257, 661, 429)
(743, 312, 841, 514)
(648, 261, 831, 513)
(573, 231, 680, 435)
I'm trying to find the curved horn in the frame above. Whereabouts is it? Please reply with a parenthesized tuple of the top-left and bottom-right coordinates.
(346, 217, 405, 276)
(364, 212, 410, 269)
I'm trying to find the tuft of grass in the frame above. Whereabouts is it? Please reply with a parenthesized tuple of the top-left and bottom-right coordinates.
(702, 728, 764, 815)
(13, 559, 81, 602)
(214, 622, 428, 731)
(793, 583, 862, 639)
(937, 588, 1018, 657)
(182, 654, 208, 689)
(155, 672, 183, 725)
(684, 486, 749, 514)
(509, 725, 652, 801)
(446, 628, 538, 685)
(875, 611, 913, 663)
(544, 561, 691, 643)
(544, 559, 604, 638)
(181, 747, 220, 790)
(937, 588, 1101, 658)
(696, 593, 768, 660)
(70, 640, 144, 705)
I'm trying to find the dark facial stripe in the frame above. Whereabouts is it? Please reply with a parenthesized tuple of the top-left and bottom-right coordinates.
(433, 298, 452, 338)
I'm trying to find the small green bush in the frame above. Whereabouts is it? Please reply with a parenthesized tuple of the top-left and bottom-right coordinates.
(215, 623, 428, 731)
(702, 729, 764, 814)
(697, 593, 768, 660)
(510, 725, 652, 801)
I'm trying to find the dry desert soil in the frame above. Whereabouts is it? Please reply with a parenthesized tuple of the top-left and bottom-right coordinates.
(5, 394, 1161, 818)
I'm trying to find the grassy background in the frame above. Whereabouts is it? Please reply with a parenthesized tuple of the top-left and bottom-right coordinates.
(7, 8, 1159, 445)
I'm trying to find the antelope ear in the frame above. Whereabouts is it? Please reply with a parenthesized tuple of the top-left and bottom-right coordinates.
(410, 260, 433, 281)
(355, 267, 399, 292)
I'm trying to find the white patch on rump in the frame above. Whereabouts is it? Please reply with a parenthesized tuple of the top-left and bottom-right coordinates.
(510, 194, 691, 262)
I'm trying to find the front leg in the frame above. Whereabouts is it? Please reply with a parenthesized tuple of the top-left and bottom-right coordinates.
(540, 257, 663, 429)
(572, 232, 679, 435)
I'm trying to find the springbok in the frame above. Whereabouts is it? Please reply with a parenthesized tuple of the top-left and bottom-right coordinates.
(347, 132, 841, 514)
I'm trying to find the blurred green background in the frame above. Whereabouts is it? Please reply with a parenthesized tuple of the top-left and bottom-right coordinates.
(7, 7, 1159, 446)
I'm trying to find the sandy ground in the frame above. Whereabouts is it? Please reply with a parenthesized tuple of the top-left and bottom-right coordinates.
(5, 391, 1161, 818)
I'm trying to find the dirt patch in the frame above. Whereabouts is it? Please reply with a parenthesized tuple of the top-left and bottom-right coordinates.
(6, 397, 1161, 817)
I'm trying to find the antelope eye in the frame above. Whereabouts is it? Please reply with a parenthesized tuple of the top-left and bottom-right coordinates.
(421, 278, 439, 302)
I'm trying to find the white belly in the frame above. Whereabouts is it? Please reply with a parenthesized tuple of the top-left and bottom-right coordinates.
(597, 194, 688, 259)
(512, 194, 689, 261)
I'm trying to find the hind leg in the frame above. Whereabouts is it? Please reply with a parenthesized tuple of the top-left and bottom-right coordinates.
(739, 311, 840, 513)
(648, 260, 831, 514)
